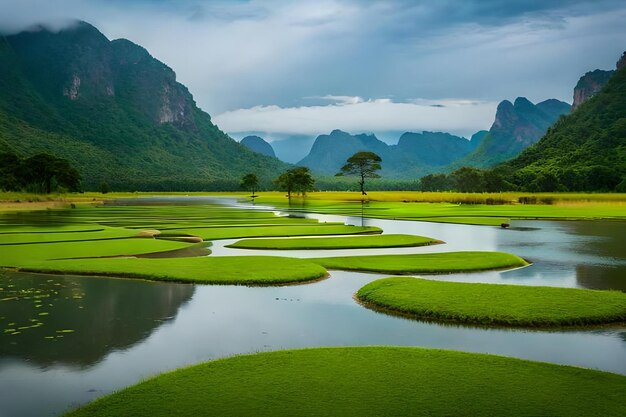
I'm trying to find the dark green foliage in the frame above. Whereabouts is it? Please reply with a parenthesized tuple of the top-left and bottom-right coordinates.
(419, 173, 452, 191)
(0, 22, 289, 191)
(337, 151, 382, 195)
(449, 167, 484, 192)
(240, 173, 259, 197)
(0, 151, 80, 193)
(99, 181, 110, 194)
(275, 167, 315, 198)
(501, 65, 626, 192)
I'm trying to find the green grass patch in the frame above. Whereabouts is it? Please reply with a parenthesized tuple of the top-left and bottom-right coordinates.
(64, 346, 626, 417)
(15, 256, 328, 286)
(311, 251, 528, 274)
(227, 234, 440, 250)
(170, 224, 381, 240)
(357, 277, 626, 327)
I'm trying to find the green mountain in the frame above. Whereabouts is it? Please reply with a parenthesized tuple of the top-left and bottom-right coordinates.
(500, 55, 626, 192)
(460, 97, 571, 168)
(297, 129, 482, 178)
(240, 135, 276, 158)
(0, 22, 288, 190)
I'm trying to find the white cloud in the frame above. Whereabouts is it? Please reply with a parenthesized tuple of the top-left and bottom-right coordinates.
(213, 98, 498, 138)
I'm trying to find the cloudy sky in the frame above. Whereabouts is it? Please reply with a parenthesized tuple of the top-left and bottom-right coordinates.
(1, 0, 625, 142)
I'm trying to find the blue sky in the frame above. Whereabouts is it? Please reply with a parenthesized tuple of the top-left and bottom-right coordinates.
(1, 0, 625, 140)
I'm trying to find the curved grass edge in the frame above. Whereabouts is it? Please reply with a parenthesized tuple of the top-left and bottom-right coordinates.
(4, 256, 329, 287)
(356, 277, 626, 328)
(63, 346, 626, 417)
(226, 234, 443, 250)
(310, 251, 530, 274)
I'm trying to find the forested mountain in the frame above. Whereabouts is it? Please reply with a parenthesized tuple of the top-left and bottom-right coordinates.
(460, 97, 571, 167)
(297, 129, 483, 178)
(499, 53, 626, 191)
(240, 135, 276, 158)
(0, 21, 288, 190)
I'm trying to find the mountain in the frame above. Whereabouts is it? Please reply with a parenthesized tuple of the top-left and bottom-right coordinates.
(500, 53, 626, 191)
(297, 129, 482, 178)
(270, 135, 316, 163)
(298, 130, 389, 175)
(0, 21, 288, 190)
(240, 135, 276, 158)
(573, 70, 614, 109)
(459, 97, 570, 167)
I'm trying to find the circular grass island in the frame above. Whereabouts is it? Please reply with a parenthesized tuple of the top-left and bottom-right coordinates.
(226, 234, 442, 250)
(64, 347, 626, 417)
(356, 277, 626, 327)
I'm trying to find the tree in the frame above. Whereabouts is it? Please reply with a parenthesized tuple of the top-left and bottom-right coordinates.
(336, 151, 382, 195)
(450, 167, 485, 192)
(240, 173, 259, 197)
(22, 153, 81, 193)
(99, 181, 110, 194)
(274, 167, 315, 199)
(420, 173, 451, 192)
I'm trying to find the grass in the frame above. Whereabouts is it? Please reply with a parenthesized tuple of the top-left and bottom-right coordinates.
(64, 346, 626, 417)
(168, 224, 381, 240)
(251, 192, 626, 225)
(227, 234, 440, 250)
(310, 251, 529, 274)
(357, 277, 626, 327)
(15, 256, 328, 285)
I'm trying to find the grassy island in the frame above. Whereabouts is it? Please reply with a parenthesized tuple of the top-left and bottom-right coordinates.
(13, 256, 328, 286)
(356, 277, 626, 327)
(227, 234, 441, 250)
(65, 347, 626, 417)
(311, 251, 528, 274)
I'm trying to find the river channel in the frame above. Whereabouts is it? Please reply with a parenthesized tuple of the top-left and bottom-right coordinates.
(1, 197, 625, 417)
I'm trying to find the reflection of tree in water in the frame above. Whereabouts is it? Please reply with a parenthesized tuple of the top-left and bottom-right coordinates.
(576, 264, 626, 292)
(0, 271, 194, 368)
(620, 332, 626, 343)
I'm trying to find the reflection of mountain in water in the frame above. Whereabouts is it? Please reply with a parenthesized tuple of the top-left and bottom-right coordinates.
(576, 265, 626, 292)
(0, 271, 194, 368)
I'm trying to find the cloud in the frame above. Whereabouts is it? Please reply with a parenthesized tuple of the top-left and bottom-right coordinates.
(213, 98, 498, 139)
(0, 0, 624, 117)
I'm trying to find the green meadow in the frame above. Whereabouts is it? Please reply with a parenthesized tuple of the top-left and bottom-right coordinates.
(357, 277, 626, 327)
(64, 347, 626, 417)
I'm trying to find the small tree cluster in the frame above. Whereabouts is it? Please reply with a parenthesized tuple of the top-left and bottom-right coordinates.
(274, 166, 315, 199)
(0, 152, 81, 193)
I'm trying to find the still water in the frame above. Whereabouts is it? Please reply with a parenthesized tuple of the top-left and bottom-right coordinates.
(1, 198, 625, 417)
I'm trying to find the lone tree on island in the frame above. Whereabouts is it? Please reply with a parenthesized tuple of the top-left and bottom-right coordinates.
(274, 166, 315, 199)
(240, 173, 259, 197)
(336, 151, 382, 195)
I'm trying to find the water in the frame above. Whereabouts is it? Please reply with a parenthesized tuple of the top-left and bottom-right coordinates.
(1, 198, 625, 416)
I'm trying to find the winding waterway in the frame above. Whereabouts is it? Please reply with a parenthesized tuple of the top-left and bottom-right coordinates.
(1, 197, 625, 417)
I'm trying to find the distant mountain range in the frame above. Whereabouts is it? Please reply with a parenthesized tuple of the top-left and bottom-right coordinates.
(500, 52, 626, 192)
(0, 21, 288, 190)
(293, 96, 569, 178)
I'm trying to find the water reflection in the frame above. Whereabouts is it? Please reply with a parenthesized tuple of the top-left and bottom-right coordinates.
(0, 271, 194, 368)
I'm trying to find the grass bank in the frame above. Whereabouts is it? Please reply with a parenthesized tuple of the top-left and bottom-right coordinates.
(15, 256, 328, 286)
(227, 234, 440, 250)
(311, 251, 528, 274)
(357, 277, 626, 327)
(64, 347, 626, 417)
